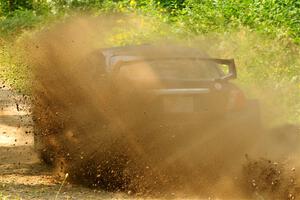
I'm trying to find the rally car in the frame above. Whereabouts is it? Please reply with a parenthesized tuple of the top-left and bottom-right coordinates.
(97, 44, 261, 128)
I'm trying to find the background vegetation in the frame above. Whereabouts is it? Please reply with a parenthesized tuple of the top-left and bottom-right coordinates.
(0, 0, 299, 123)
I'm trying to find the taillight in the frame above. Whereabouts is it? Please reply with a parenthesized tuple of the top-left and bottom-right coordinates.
(228, 89, 246, 111)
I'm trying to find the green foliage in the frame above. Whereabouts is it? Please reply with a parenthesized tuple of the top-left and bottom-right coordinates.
(0, 0, 34, 15)
(0, 10, 43, 39)
(179, 0, 300, 42)
(0, 0, 299, 42)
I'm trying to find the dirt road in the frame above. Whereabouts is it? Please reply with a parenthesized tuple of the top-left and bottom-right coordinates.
(0, 85, 132, 200)
(2, 82, 299, 200)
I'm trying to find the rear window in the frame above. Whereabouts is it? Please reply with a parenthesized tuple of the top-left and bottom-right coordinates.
(118, 59, 222, 81)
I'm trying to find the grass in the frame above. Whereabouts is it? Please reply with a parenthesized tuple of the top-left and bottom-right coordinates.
(0, 42, 31, 94)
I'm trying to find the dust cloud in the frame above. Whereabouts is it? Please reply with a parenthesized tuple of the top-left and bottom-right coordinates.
(25, 16, 300, 199)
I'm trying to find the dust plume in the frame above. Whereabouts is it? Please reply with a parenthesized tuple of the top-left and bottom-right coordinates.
(25, 16, 300, 199)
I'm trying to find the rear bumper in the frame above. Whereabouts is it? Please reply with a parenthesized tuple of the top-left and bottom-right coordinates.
(147, 99, 261, 130)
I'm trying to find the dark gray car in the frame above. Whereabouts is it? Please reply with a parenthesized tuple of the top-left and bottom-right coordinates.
(98, 45, 260, 127)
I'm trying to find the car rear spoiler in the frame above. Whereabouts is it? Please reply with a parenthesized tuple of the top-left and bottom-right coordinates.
(112, 56, 237, 81)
